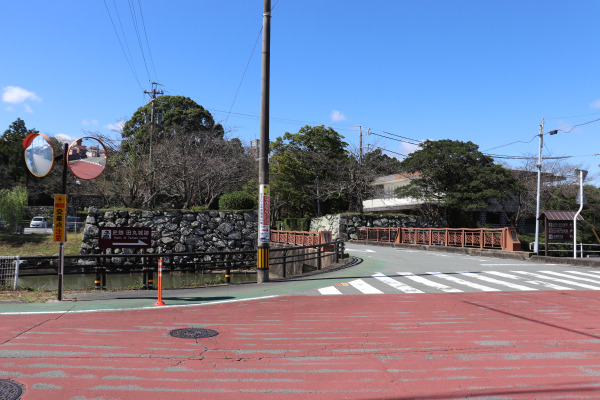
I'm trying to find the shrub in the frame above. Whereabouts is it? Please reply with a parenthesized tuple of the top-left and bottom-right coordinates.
(283, 218, 311, 232)
(218, 191, 256, 211)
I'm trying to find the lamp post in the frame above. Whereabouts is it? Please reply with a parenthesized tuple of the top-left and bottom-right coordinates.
(573, 168, 587, 259)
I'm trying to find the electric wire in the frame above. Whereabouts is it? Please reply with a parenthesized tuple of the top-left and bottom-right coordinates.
(103, 0, 143, 90)
(136, 0, 158, 81)
(224, 27, 262, 127)
(369, 131, 420, 145)
(482, 135, 538, 152)
(554, 118, 600, 134)
(381, 131, 421, 144)
(128, 0, 152, 82)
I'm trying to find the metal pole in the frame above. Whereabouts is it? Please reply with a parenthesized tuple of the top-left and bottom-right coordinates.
(534, 119, 544, 254)
(574, 170, 584, 259)
(257, 0, 271, 283)
(58, 143, 68, 301)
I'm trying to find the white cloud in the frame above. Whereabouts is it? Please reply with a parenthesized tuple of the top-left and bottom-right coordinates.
(590, 100, 600, 109)
(24, 104, 33, 113)
(55, 133, 73, 144)
(330, 110, 348, 122)
(82, 119, 99, 126)
(105, 120, 125, 132)
(2, 86, 41, 104)
(400, 141, 421, 155)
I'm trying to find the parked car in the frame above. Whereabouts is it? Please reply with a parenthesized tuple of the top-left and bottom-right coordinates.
(67, 216, 80, 231)
(30, 216, 49, 228)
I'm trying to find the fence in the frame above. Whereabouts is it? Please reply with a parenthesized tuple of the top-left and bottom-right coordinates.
(8, 240, 346, 290)
(0, 256, 20, 290)
(531, 242, 600, 258)
(356, 227, 521, 252)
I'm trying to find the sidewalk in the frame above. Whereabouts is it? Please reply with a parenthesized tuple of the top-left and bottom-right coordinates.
(2, 290, 600, 399)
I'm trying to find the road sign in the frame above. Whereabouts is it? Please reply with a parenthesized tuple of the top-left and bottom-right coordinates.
(98, 227, 152, 249)
(547, 220, 574, 242)
(53, 194, 67, 242)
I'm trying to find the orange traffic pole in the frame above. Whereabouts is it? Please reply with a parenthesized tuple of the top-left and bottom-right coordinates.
(154, 258, 165, 306)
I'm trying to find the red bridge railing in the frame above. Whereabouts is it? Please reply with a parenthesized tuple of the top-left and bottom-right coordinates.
(271, 230, 333, 247)
(356, 227, 521, 252)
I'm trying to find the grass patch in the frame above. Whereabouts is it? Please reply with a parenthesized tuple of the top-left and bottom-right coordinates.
(0, 232, 83, 257)
(0, 288, 57, 303)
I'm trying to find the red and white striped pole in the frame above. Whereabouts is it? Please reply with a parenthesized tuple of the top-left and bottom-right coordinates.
(154, 258, 165, 306)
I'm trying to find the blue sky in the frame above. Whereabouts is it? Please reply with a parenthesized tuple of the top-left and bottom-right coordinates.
(2, 0, 600, 181)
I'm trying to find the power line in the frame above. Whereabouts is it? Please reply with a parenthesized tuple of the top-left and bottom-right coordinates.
(127, 0, 151, 81)
(382, 131, 421, 144)
(224, 27, 263, 127)
(103, 0, 143, 90)
(482, 135, 538, 152)
(368, 131, 419, 145)
(136, 0, 158, 80)
(553, 117, 600, 134)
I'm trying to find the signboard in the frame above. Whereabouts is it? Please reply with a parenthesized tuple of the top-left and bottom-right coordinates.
(258, 184, 270, 243)
(98, 227, 152, 249)
(547, 220, 574, 242)
(53, 194, 67, 242)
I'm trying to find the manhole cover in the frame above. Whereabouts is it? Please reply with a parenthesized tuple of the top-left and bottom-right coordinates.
(169, 328, 219, 339)
(0, 379, 22, 400)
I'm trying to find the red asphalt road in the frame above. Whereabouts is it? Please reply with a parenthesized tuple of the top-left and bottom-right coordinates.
(2, 291, 600, 399)
(68, 160, 104, 180)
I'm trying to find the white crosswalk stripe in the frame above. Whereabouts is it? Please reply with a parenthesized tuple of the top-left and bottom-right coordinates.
(348, 279, 383, 294)
(427, 272, 500, 292)
(373, 272, 424, 293)
(457, 271, 538, 291)
(315, 270, 600, 296)
(398, 272, 463, 293)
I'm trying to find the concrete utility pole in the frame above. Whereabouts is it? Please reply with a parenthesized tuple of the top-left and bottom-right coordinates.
(533, 119, 544, 254)
(144, 82, 163, 207)
(257, 0, 271, 283)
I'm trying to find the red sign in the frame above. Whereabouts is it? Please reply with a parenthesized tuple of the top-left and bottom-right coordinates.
(98, 227, 152, 248)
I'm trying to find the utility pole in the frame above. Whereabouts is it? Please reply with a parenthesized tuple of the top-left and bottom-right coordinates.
(144, 82, 163, 207)
(534, 119, 544, 254)
(257, 0, 271, 283)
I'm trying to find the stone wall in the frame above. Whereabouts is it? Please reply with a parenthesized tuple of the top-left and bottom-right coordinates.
(80, 207, 258, 255)
(310, 214, 443, 240)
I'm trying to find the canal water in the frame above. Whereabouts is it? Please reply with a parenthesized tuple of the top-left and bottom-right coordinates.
(17, 271, 257, 291)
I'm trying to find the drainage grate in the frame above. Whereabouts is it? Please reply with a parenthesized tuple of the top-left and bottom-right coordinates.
(0, 380, 22, 400)
(169, 328, 219, 339)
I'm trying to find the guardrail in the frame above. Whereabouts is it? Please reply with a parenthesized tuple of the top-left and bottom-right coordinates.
(531, 242, 600, 258)
(356, 227, 521, 252)
(7, 240, 346, 290)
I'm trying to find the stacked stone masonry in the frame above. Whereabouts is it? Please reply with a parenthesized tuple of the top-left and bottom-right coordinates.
(81, 207, 258, 255)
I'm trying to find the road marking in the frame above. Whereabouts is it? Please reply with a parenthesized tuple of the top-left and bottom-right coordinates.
(483, 272, 573, 290)
(540, 271, 600, 284)
(566, 270, 600, 279)
(398, 272, 463, 293)
(318, 286, 342, 295)
(346, 248, 376, 253)
(372, 272, 424, 293)
(511, 271, 600, 290)
(348, 279, 383, 294)
(458, 272, 537, 291)
(427, 272, 500, 292)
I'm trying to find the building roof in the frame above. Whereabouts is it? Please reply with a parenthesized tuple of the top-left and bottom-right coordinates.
(538, 210, 584, 221)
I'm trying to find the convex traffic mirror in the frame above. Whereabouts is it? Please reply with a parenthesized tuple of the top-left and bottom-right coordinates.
(67, 137, 108, 180)
(23, 133, 54, 177)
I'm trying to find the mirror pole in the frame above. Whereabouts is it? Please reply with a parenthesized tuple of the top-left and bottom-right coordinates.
(57, 143, 68, 301)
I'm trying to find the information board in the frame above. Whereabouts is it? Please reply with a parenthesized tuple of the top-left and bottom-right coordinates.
(547, 220, 574, 242)
(98, 227, 152, 249)
(53, 194, 67, 242)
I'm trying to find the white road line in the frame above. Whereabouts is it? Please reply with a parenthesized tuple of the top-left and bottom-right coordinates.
(459, 272, 537, 291)
(372, 273, 424, 294)
(427, 272, 500, 292)
(484, 271, 573, 290)
(480, 264, 527, 266)
(566, 270, 600, 279)
(348, 279, 384, 294)
(398, 272, 463, 293)
(318, 286, 342, 295)
(540, 271, 600, 284)
(511, 271, 600, 290)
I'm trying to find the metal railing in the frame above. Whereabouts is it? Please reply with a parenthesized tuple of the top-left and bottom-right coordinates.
(271, 230, 321, 246)
(356, 226, 521, 251)
(9, 240, 346, 290)
(531, 242, 600, 258)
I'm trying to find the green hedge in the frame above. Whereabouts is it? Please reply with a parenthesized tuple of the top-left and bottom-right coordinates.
(218, 191, 256, 211)
(283, 218, 311, 232)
